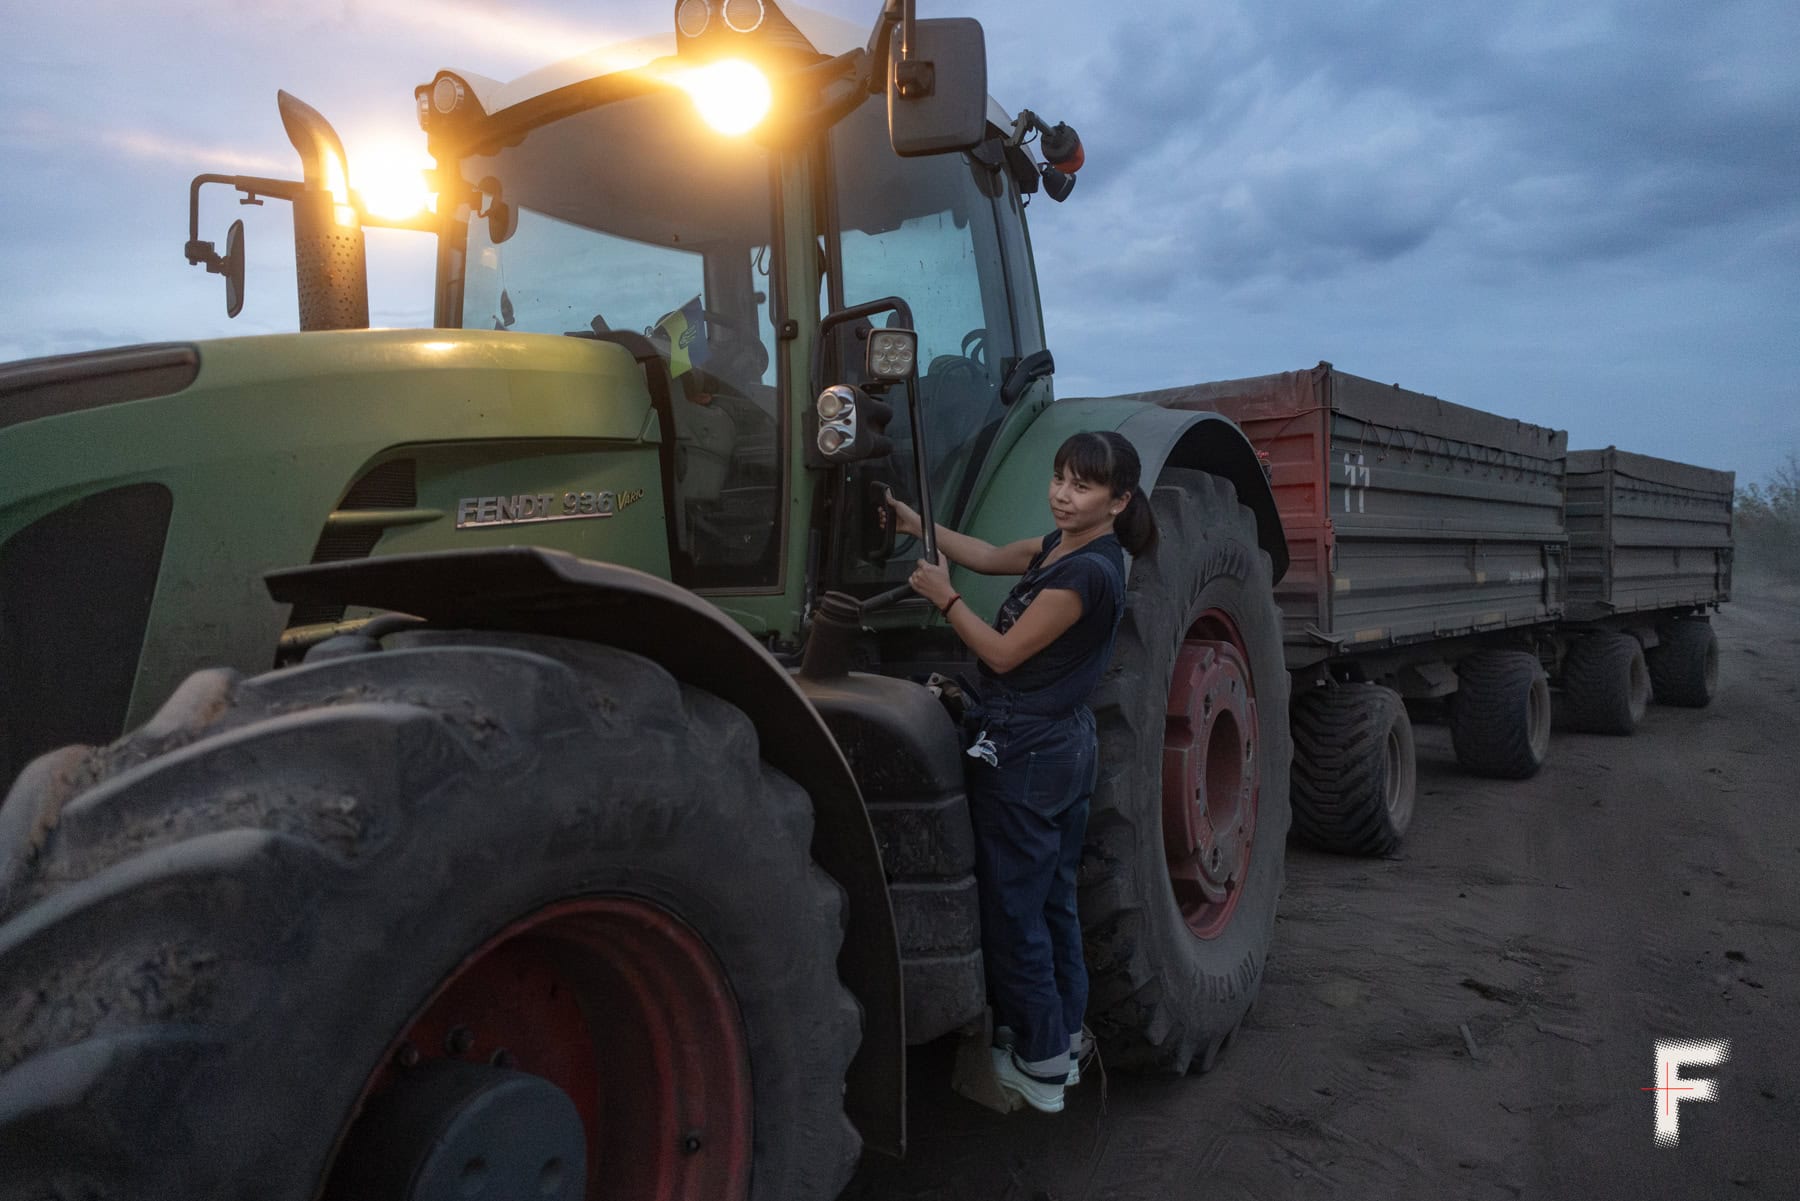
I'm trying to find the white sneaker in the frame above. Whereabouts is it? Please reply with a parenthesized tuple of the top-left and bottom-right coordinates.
(991, 1047, 1067, 1114)
(1068, 1026, 1095, 1086)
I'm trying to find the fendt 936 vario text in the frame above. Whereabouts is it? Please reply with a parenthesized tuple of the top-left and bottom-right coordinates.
(0, 3, 1292, 1198)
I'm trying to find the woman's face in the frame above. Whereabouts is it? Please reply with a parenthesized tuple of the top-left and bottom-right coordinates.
(1048, 467, 1126, 537)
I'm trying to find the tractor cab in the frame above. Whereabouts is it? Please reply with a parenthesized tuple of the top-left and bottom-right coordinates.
(187, 0, 1084, 619)
(413, 1, 1081, 606)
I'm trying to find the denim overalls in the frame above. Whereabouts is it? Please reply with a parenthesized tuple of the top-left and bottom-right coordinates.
(964, 532, 1125, 1077)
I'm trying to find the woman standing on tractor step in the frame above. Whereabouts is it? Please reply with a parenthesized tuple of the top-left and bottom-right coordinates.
(883, 430, 1157, 1114)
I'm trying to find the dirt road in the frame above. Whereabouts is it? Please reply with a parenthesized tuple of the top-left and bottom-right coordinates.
(846, 583, 1800, 1200)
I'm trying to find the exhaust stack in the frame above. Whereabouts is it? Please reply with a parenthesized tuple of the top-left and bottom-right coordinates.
(278, 91, 370, 331)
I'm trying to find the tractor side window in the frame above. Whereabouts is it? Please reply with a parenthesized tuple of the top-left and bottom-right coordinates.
(828, 98, 1020, 589)
(455, 88, 784, 589)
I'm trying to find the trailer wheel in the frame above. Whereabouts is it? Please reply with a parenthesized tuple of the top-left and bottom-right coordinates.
(1083, 469, 1291, 1073)
(0, 635, 860, 1201)
(1558, 631, 1650, 734)
(1290, 684, 1416, 856)
(1647, 619, 1719, 708)
(1448, 649, 1551, 779)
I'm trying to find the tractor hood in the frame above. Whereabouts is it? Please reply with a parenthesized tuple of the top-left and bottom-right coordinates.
(0, 328, 668, 781)
(1, 329, 654, 499)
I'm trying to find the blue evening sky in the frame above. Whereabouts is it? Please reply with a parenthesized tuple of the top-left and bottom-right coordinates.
(5, 1, 1797, 485)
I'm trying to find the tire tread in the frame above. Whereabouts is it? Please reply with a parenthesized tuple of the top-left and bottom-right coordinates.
(1289, 684, 1413, 856)
(1559, 631, 1646, 735)
(1647, 620, 1717, 708)
(1448, 650, 1549, 779)
(1082, 470, 1291, 1073)
(0, 637, 859, 1201)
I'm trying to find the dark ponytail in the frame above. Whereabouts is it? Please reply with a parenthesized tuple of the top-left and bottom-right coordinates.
(1114, 486, 1158, 557)
(1053, 430, 1159, 557)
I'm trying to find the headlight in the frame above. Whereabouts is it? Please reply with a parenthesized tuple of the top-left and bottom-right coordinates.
(813, 384, 892, 462)
(816, 385, 858, 459)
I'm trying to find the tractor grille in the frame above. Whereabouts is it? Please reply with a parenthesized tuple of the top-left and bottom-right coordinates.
(286, 459, 417, 628)
(337, 458, 417, 510)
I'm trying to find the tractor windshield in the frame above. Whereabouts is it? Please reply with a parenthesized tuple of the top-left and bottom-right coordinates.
(457, 88, 778, 383)
(455, 86, 784, 589)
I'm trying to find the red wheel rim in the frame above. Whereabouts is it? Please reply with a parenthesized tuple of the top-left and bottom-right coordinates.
(333, 897, 751, 1200)
(1161, 608, 1260, 939)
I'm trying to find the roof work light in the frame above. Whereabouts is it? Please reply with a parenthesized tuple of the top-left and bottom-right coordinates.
(679, 59, 773, 135)
(669, 0, 824, 134)
(679, 0, 769, 35)
(673, 0, 821, 62)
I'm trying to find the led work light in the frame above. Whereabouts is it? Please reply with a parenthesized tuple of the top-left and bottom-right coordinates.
(865, 329, 918, 382)
(677, 0, 711, 37)
(722, 0, 767, 33)
(432, 76, 466, 115)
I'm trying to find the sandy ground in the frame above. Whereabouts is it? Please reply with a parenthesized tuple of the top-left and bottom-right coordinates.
(846, 582, 1800, 1200)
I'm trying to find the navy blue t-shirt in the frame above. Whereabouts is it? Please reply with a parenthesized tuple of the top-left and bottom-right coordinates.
(978, 530, 1126, 718)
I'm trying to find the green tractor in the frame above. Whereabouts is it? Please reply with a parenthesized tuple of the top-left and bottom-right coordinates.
(0, 3, 1291, 1197)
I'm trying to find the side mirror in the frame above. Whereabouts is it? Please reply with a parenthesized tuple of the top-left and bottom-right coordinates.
(476, 177, 517, 245)
(887, 18, 988, 157)
(1000, 348, 1055, 406)
(185, 200, 252, 319)
(222, 220, 246, 319)
(487, 200, 517, 245)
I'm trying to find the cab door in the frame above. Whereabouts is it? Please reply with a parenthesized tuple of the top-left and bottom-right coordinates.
(822, 96, 1046, 597)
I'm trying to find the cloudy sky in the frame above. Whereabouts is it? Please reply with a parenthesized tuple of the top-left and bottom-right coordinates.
(5, 1, 1797, 484)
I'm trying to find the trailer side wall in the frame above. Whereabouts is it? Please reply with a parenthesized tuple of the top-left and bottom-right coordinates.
(1565, 447, 1733, 621)
(1122, 364, 1567, 671)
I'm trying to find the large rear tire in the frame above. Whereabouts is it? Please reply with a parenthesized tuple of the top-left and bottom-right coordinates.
(0, 634, 860, 1201)
(1448, 649, 1551, 779)
(1558, 630, 1650, 735)
(1647, 619, 1719, 708)
(1083, 469, 1291, 1073)
(1290, 683, 1416, 856)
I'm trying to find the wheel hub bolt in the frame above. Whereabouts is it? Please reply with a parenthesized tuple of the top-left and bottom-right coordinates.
(446, 1026, 476, 1056)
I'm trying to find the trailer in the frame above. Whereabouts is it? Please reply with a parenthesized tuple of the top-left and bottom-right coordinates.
(1559, 447, 1733, 715)
(1092, 363, 1559, 852)
(1108, 363, 1732, 857)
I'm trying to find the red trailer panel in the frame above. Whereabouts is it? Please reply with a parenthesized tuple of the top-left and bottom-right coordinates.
(1111, 363, 1568, 670)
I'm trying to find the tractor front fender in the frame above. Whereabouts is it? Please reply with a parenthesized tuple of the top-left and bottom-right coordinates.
(265, 547, 905, 1156)
(955, 400, 1288, 618)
